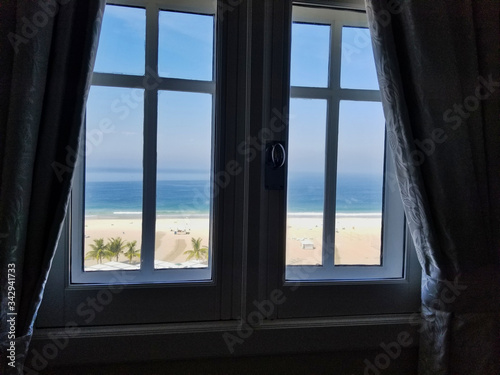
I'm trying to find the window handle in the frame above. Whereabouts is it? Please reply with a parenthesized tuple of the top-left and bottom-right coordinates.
(265, 141, 286, 190)
(270, 142, 286, 168)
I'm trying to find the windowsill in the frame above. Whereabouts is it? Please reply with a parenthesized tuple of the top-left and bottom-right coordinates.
(29, 314, 421, 367)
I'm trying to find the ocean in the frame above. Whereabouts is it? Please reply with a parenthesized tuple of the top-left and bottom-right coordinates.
(84, 173, 383, 216)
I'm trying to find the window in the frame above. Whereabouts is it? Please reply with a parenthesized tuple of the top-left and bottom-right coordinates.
(284, 6, 405, 281)
(72, 1, 216, 283)
(36, 0, 420, 359)
(38, 0, 229, 328)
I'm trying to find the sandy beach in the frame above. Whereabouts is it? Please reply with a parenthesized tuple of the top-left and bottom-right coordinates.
(84, 216, 211, 267)
(83, 214, 382, 269)
(286, 215, 382, 266)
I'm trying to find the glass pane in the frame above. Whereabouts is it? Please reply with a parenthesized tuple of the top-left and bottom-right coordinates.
(335, 101, 385, 265)
(290, 23, 330, 88)
(155, 91, 212, 269)
(286, 99, 327, 266)
(84, 86, 144, 271)
(159, 11, 214, 81)
(94, 5, 145, 75)
(340, 27, 379, 90)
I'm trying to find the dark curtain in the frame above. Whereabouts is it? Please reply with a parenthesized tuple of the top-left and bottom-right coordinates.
(365, 1, 500, 374)
(0, 1, 104, 373)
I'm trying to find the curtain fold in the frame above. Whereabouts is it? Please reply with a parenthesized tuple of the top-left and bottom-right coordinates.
(0, 1, 104, 373)
(365, 1, 500, 374)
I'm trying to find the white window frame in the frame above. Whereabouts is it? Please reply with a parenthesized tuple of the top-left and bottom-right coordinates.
(284, 6, 405, 281)
(71, 0, 217, 284)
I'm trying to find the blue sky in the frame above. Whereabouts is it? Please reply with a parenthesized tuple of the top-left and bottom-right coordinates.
(287, 23, 383, 176)
(86, 5, 384, 181)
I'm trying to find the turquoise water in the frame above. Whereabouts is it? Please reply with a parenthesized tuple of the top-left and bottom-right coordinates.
(85, 173, 383, 216)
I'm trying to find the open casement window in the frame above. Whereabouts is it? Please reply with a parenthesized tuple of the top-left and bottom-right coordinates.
(36, 0, 420, 355)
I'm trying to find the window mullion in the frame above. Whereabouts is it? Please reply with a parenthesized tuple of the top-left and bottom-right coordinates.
(329, 21, 342, 92)
(338, 88, 381, 102)
(323, 96, 338, 270)
(91, 73, 145, 88)
(322, 21, 342, 270)
(141, 3, 160, 276)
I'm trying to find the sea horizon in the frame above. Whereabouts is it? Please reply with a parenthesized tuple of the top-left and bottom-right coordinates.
(85, 172, 384, 216)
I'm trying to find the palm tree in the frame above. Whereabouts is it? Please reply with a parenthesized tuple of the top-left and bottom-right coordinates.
(124, 240, 141, 264)
(85, 238, 112, 264)
(107, 237, 126, 262)
(183, 237, 208, 261)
